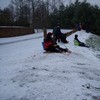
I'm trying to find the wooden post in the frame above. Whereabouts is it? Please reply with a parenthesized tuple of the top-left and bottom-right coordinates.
(43, 28, 47, 39)
(42, 28, 47, 50)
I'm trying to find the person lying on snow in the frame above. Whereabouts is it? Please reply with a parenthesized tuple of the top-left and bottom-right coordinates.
(53, 23, 77, 43)
(44, 32, 71, 53)
(74, 34, 89, 48)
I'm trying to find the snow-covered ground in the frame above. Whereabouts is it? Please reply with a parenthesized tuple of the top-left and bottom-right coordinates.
(0, 30, 100, 100)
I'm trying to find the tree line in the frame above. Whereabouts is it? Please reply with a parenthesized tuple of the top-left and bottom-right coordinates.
(0, 0, 100, 35)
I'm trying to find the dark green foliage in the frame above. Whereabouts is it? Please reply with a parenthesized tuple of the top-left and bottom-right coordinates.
(0, 8, 13, 26)
(48, 0, 100, 35)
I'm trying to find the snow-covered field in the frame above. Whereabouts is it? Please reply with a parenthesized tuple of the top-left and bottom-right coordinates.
(0, 30, 100, 100)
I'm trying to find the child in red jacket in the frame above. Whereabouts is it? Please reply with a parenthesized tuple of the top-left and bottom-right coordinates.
(44, 32, 71, 53)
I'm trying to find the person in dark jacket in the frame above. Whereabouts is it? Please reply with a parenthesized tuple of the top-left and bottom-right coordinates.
(44, 32, 71, 53)
(53, 23, 77, 43)
(76, 23, 83, 31)
(53, 23, 68, 43)
(74, 34, 89, 48)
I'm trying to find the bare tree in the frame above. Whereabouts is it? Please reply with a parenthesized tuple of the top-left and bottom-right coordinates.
(11, 0, 29, 26)
(10, 0, 51, 28)
(68, 0, 72, 5)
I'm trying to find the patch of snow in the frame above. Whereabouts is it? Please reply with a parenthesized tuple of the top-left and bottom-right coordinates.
(0, 29, 100, 100)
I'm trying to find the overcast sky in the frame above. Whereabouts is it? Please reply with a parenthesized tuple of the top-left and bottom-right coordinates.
(0, 0, 100, 9)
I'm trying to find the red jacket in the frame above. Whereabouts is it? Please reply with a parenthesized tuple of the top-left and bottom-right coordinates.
(44, 40, 53, 49)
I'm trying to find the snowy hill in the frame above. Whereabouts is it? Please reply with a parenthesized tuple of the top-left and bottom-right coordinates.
(0, 30, 100, 100)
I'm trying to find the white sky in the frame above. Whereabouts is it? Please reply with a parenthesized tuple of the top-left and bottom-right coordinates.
(0, 29, 100, 100)
(0, 0, 11, 9)
(0, 0, 100, 9)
